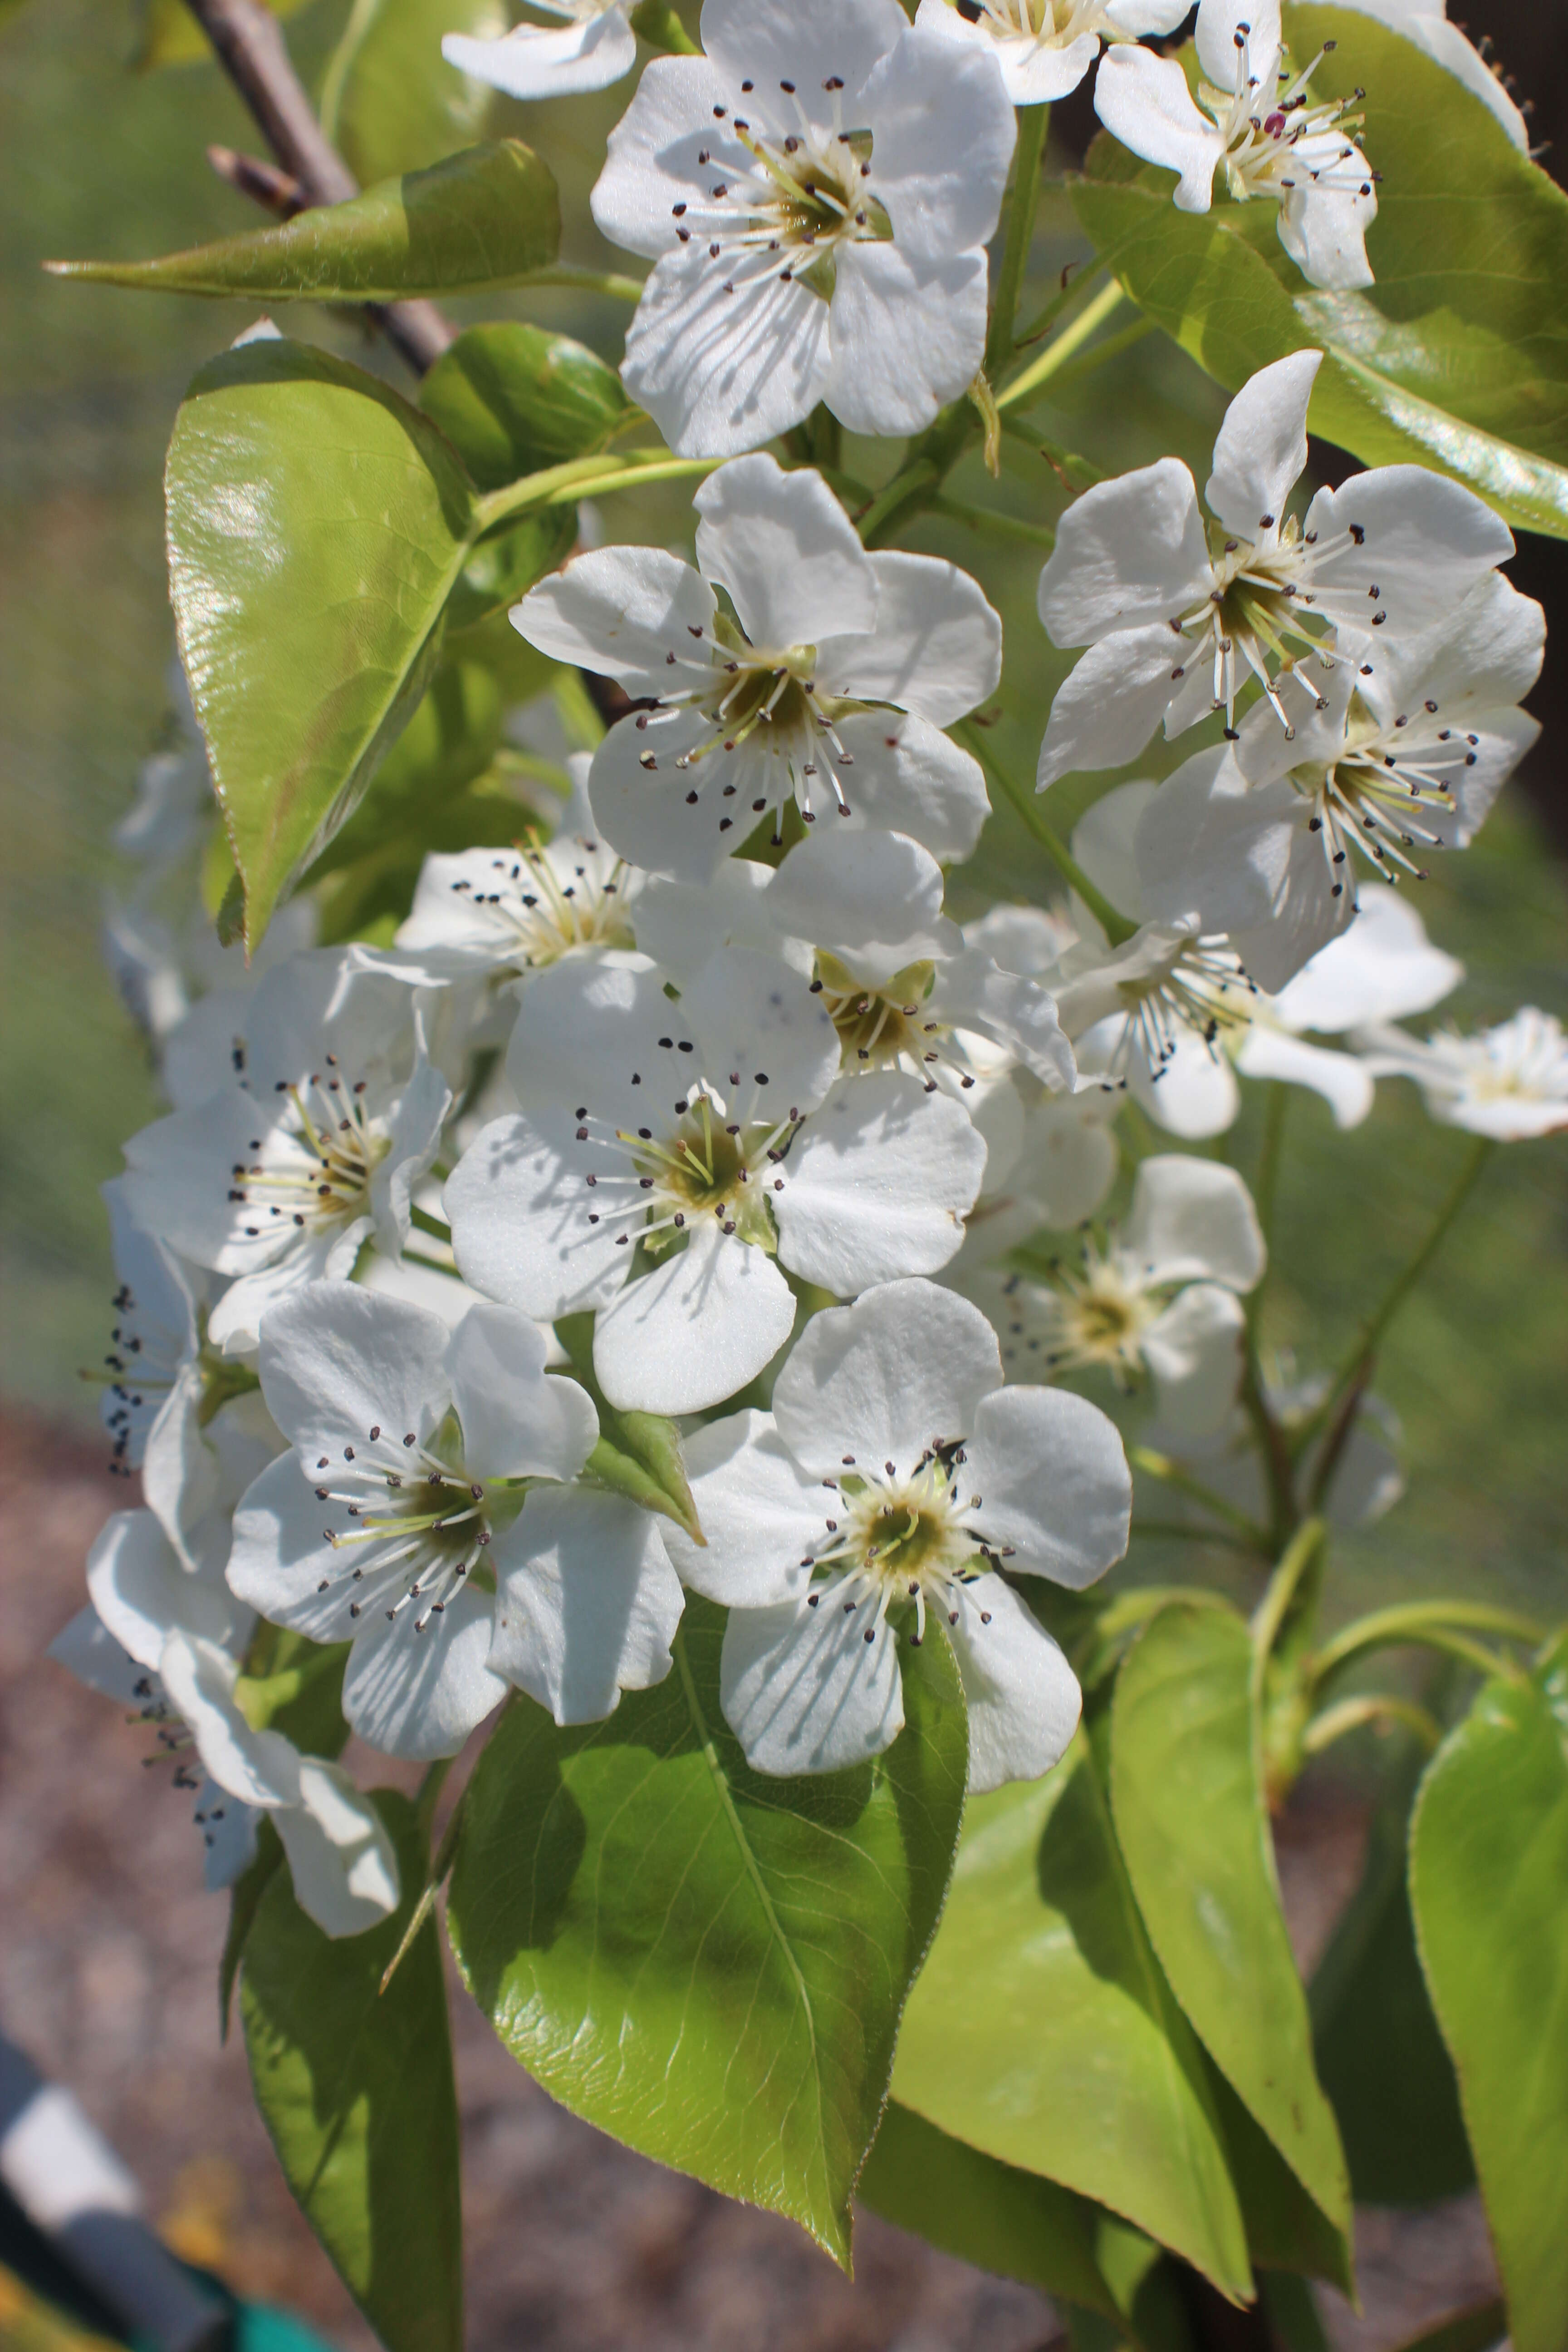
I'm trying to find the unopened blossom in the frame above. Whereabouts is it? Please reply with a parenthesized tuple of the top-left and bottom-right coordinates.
(1137, 572, 1544, 988)
(662, 1278, 1131, 1786)
(121, 951, 451, 1355)
(367, 761, 640, 988)
(590, 0, 1016, 453)
(1094, 0, 1379, 290)
(1328, 0, 1529, 150)
(913, 0, 1188, 105)
(446, 948, 986, 1415)
(1357, 1008, 1568, 1139)
(515, 456, 997, 883)
(444, 0, 637, 101)
(1034, 350, 1515, 784)
(986, 1154, 1265, 1433)
(229, 1284, 684, 1757)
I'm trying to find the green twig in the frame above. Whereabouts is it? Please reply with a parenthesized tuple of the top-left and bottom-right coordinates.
(1249, 1515, 1327, 1702)
(519, 265, 645, 303)
(1017, 314, 1154, 399)
(1240, 1351, 1296, 1548)
(475, 450, 721, 532)
(1129, 1445, 1270, 1549)
(986, 103, 1049, 376)
(1311, 1600, 1546, 1693)
(927, 493, 1056, 549)
(996, 278, 1126, 412)
(955, 720, 1137, 944)
(1302, 1693, 1444, 1758)
(1129, 1519, 1259, 1555)
(411, 1204, 451, 1244)
(380, 1780, 469, 1997)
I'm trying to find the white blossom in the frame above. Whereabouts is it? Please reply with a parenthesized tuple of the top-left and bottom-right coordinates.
(1137, 572, 1544, 989)
(514, 456, 997, 883)
(446, 948, 986, 1415)
(912, 0, 1189, 106)
(985, 1154, 1265, 1433)
(444, 1, 637, 102)
(227, 1284, 683, 1758)
(120, 951, 452, 1356)
(589, 0, 1016, 454)
(662, 1278, 1131, 1787)
(1326, 0, 1529, 150)
(1094, 0, 1379, 290)
(1034, 351, 1514, 784)
(1357, 1008, 1568, 1139)
(96, 1178, 201, 1476)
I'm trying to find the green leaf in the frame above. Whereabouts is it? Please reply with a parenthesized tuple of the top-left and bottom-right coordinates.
(1410, 1637, 1568, 2352)
(166, 336, 479, 949)
(554, 1312, 703, 1544)
(1206, 2062, 1354, 2290)
(1311, 1753, 1473, 2205)
(890, 1733, 1254, 2301)
(132, 0, 309, 70)
(304, 659, 505, 884)
(220, 1816, 283, 2042)
(240, 1791, 461, 2352)
(858, 2103, 1121, 2319)
(446, 1600, 967, 2266)
(50, 141, 559, 302)
(234, 1631, 353, 1760)
(323, 0, 506, 188)
(1384, 2303, 1509, 2352)
(1109, 1607, 1351, 2257)
(420, 324, 632, 492)
(445, 505, 578, 633)
(1072, 4, 1568, 538)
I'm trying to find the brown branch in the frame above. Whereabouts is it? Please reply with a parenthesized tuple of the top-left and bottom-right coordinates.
(206, 144, 304, 220)
(183, 0, 455, 376)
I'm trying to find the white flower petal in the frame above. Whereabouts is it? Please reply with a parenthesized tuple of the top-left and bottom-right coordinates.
(446, 1109, 631, 1322)
(1142, 1283, 1247, 1435)
(257, 1282, 452, 1465)
(86, 1508, 246, 1671)
(825, 244, 988, 439)
(625, 241, 833, 457)
(1093, 45, 1223, 212)
(514, 546, 715, 696)
(194, 1779, 260, 1892)
(374, 1054, 451, 1257)
(444, 9, 636, 101)
(1072, 779, 1159, 930)
(779, 1074, 985, 1292)
(1204, 351, 1320, 542)
(1036, 626, 1195, 788)
(1279, 180, 1376, 293)
(760, 831, 959, 986)
(683, 947, 843, 1116)
(1302, 466, 1514, 631)
(204, 1222, 370, 1359)
(719, 1592, 905, 1776)
(589, 54, 739, 259)
(772, 1277, 1001, 1480)
(693, 454, 876, 652)
(1126, 1024, 1242, 1138)
(661, 1408, 823, 1606)
(446, 1303, 598, 1485)
(1037, 458, 1210, 645)
(948, 1576, 1082, 1793)
(963, 1386, 1131, 1588)
(1194, 0, 1280, 88)
(227, 1452, 357, 1644)
(592, 1223, 796, 1415)
(1235, 1025, 1376, 1127)
(632, 863, 781, 981)
(929, 951, 1075, 1090)
(830, 711, 990, 865)
(488, 1486, 684, 1722)
(860, 24, 1015, 259)
(702, 0, 909, 121)
(47, 1606, 149, 1705)
(1269, 889, 1461, 1034)
(1125, 1153, 1265, 1290)
(341, 1583, 508, 1759)
(159, 1630, 302, 1808)
(912, 0, 1101, 106)
(817, 551, 1001, 725)
(274, 1761, 401, 1936)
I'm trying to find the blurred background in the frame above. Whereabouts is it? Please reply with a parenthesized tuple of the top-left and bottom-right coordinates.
(0, 4, 1564, 2345)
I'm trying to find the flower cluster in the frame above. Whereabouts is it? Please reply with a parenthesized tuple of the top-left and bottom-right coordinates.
(51, 0, 1562, 1956)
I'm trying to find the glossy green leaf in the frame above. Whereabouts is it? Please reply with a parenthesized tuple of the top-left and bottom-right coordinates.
(1073, 5, 1568, 537)
(1411, 1637, 1568, 2352)
(891, 1734, 1254, 2301)
(304, 659, 505, 886)
(1206, 2060, 1353, 2290)
(445, 505, 578, 633)
(554, 1313, 703, 1544)
(1109, 1607, 1350, 2253)
(1311, 1754, 1473, 2205)
(858, 2103, 1119, 2318)
(166, 336, 478, 948)
(323, 0, 505, 188)
(240, 1792, 461, 2352)
(235, 1626, 353, 1758)
(446, 1599, 966, 2266)
(421, 324, 632, 492)
(51, 141, 559, 302)
(132, 0, 309, 70)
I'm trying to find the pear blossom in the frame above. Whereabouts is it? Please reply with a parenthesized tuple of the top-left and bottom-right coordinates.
(662, 1278, 1131, 1787)
(1327, 0, 1530, 151)
(515, 457, 997, 885)
(446, 948, 987, 1415)
(120, 951, 451, 1356)
(1357, 1008, 1568, 1139)
(1137, 572, 1544, 989)
(589, 0, 1016, 455)
(985, 1154, 1265, 1433)
(1094, 0, 1379, 291)
(96, 1178, 200, 1475)
(444, 1, 637, 103)
(1034, 351, 1515, 784)
(227, 1284, 684, 1758)
(912, 0, 1189, 107)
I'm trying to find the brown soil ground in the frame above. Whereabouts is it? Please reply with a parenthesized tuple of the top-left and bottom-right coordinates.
(0, 1416, 1497, 2352)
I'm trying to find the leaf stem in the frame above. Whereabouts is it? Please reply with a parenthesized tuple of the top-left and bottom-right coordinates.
(1311, 1600, 1546, 1692)
(410, 1205, 452, 1244)
(1249, 1515, 1327, 1700)
(519, 265, 645, 304)
(474, 450, 722, 532)
(927, 493, 1056, 549)
(986, 104, 1049, 377)
(1128, 1445, 1270, 1549)
(955, 719, 1137, 945)
(996, 278, 1126, 413)
(1302, 1693, 1443, 1758)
